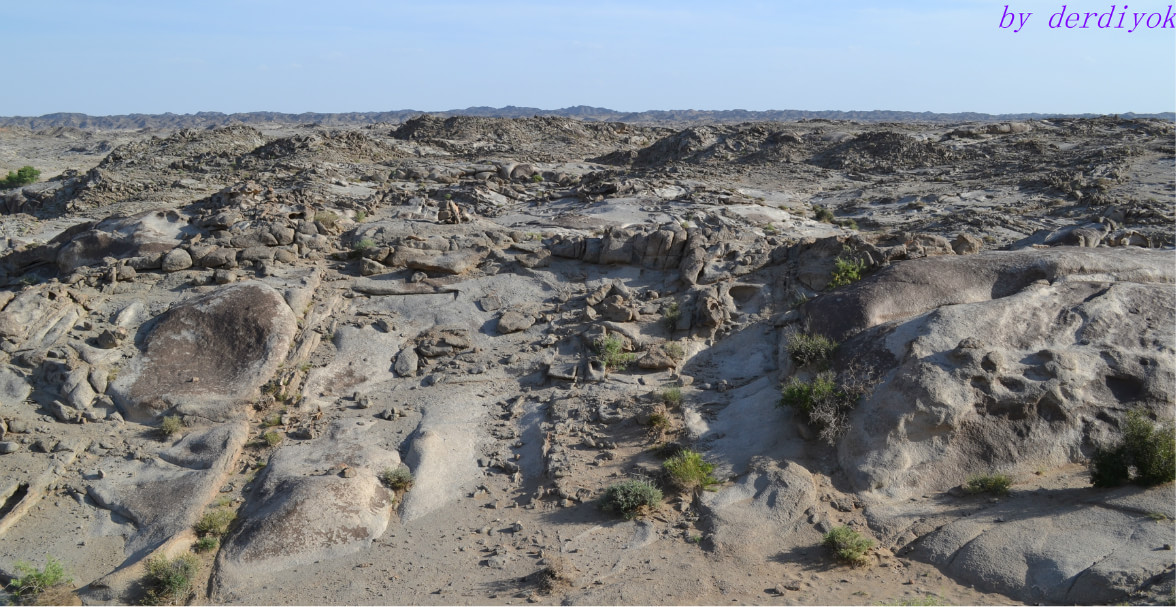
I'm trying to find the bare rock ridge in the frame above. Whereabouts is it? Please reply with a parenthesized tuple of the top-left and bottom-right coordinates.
(0, 114, 1171, 606)
(2, 107, 1173, 130)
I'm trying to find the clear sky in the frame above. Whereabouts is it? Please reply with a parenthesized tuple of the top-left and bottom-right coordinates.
(2, 0, 1173, 116)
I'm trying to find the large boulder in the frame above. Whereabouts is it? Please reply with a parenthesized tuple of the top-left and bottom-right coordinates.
(908, 484, 1175, 604)
(87, 422, 247, 556)
(54, 209, 195, 273)
(805, 247, 1173, 342)
(213, 421, 400, 597)
(804, 248, 1175, 498)
(109, 282, 297, 422)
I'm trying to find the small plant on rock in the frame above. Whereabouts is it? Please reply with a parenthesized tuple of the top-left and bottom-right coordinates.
(531, 174, 544, 183)
(829, 255, 868, 289)
(780, 370, 868, 445)
(599, 479, 662, 519)
(813, 205, 835, 223)
(823, 525, 874, 566)
(664, 342, 685, 361)
(379, 466, 414, 492)
(7, 557, 71, 604)
(787, 332, 838, 368)
(593, 334, 636, 371)
(314, 210, 339, 228)
(1090, 409, 1176, 488)
(261, 430, 282, 447)
(963, 473, 1013, 496)
(194, 509, 236, 538)
(662, 301, 681, 331)
(661, 386, 683, 406)
(352, 238, 376, 254)
(158, 415, 183, 439)
(193, 536, 219, 553)
(142, 554, 198, 606)
(663, 449, 719, 492)
(648, 410, 671, 431)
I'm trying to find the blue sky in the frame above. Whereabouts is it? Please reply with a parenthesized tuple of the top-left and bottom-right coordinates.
(1, 0, 1172, 116)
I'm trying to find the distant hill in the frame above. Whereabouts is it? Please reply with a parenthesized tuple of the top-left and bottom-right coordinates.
(0, 106, 1172, 130)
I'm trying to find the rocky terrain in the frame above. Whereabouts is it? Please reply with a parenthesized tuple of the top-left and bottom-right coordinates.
(0, 113, 1172, 606)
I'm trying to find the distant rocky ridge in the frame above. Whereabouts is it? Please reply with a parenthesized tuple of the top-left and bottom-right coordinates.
(1, 106, 1173, 130)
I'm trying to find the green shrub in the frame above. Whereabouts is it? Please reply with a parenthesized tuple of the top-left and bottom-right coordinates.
(261, 430, 282, 447)
(593, 334, 636, 371)
(813, 205, 835, 223)
(829, 255, 868, 289)
(787, 333, 838, 367)
(648, 411, 671, 431)
(823, 526, 874, 566)
(314, 210, 339, 227)
(379, 467, 414, 492)
(193, 536, 219, 553)
(142, 554, 198, 606)
(159, 415, 183, 439)
(1090, 410, 1176, 487)
(7, 557, 71, 602)
(963, 473, 1012, 496)
(352, 238, 376, 253)
(663, 449, 719, 492)
(194, 509, 236, 538)
(664, 342, 685, 361)
(531, 174, 544, 183)
(662, 301, 681, 331)
(355, 210, 367, 222)
(0, 166, 41, 189)
(262, 413, 282, 427)
(661, 386, 683, 406)
(599, 479, 662, 518)
(779, 371, 865, 445)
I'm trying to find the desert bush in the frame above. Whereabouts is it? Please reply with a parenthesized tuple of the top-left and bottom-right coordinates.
(661, 386, 682, 406)
(593, 334, 636, 371)
(648, 410, 671, 430)
(194, 509, 236, 538)
(1090, 410, 1176, 487)
(813, 205, 835, 223)
(313, 210, 339, 227)
(829, 255, 868, 289)
(531, 174, 544, 183)
(531, 555, 570, 594)
(7, 557, 71, 603)
(262, 413, 282, 427)
(379, 467, 414, 492)
(664, 341, 685, 361)
(662, 301, 681, 331)
(0, 166, 41, 189)
(822, 525, 874, 566)
(193, 536, 219, 553)
(158, 415, 183, 439)
(599, 479, 662, 518)
(963, 473, 1012, 496)
(663, 449, 719, 492)
(261, 430, 282, 447)
(780, 371, 868, 445)
(352, 238, 376, 253)
(142, 554, 198, 606)
(787, 333, 838, 367)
